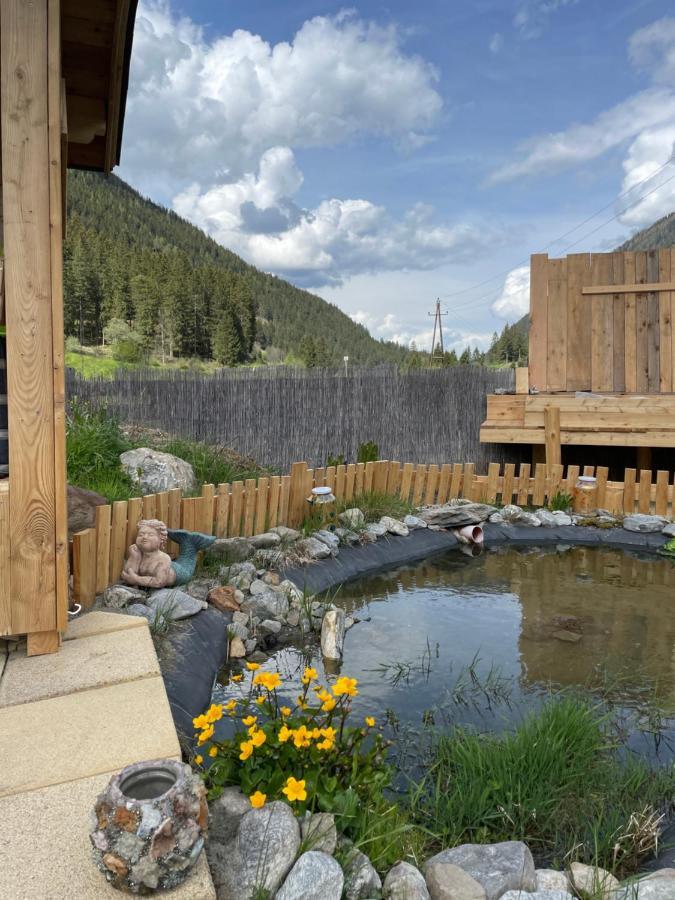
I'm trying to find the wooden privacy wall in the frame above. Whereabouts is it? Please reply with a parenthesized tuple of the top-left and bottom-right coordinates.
(529, 248, 675, 393)
(71, 459, 675, 606)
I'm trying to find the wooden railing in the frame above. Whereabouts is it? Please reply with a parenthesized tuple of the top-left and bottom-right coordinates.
(70, 459, 675, 607)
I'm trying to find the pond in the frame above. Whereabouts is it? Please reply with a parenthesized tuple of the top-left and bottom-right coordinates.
(213, 545, 675, 762)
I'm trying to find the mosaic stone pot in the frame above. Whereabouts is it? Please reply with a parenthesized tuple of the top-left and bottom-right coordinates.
(90, 759, 208, 894)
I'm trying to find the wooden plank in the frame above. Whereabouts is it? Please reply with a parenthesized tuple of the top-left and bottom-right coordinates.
(288, 462, 308, 528)
(243, 479, 257, 537)
(671, 248, 675, 394)
(485, 462, 500, 502)
(623, 468, 636, 514)
(364, 462, 375, 494)
(345, 464, 356, 500)
(437, 464, 452, 504)
(635, 252, 649, 393)
(142, 494, 156, 521)
(461, 463, 475, 500)
(501, 463, 515, 505)
(655, 470, 669, 517)
(27, 629, 60, 657)
(647, 249, 660, 392)
(181, 497, 196, 532)
(103, 0, 131, 172)
(399, 463, 415, 502)
(255, 477, 269, 535)
(314, 467, 325, 488)
(544, 406, 561, 469)
(547, 258, 567, 390)
(516, 463, 531, 505)
(109, 501, 128, 583)
(94, 504, 111, 595)
(581, 281, 675, 294)
(532, 464, 546, 506)
(267, 477, 280, 529)
(449, 463, 463, 500)
(166, 489, 181, 555)
(612, 252, 625, 392)
(279, 476, 291, 527)
(3, 0, 57, 634)
(387, 461, 401, 496)
(215, 485, 231, 537)
(0, 487, 11, 635)
(373, 460, 389, 494)
(156, 491, 169, 527)
(412, 465, 427, 506)
(325, 466, 336, 492)
(624, 252, 637, 392)
(638, 469, 652, 513)
(354, 463, 365, 495)
(335, 464, 347, 499)
(590, 253, 614, 392)
(548, 463, 564, 501)
(199, 484, 215, 535)
(565, 464, 580, 496)
(595, 466, 608, 509)
(230, 481, 244, 536)
(528, 254, 549, 391)
(73, 528, 97, 609)
(583, 465, 595, 477)
(424, 464, 440, 505)
(566, 253, 591, 390)
(659, 249, 672, 392)
(515, 367, 529, 394)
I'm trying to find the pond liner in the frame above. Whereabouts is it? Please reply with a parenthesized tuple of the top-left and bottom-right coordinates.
(283, 523, 669, 595)
(160, 606, 232, 748)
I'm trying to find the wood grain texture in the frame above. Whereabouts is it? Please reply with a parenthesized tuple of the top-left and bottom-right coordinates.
(243, 479, 257, 537)
(528, 254, 549, 391)
(72, 527, 96, 608)
(267, 477, 280, 529)
(3, 0, 57, 633)
(0, 485, 10, 635)
(94, 504, 111, 595)
(659, 249, 672, 392)
(647, 250, 660, 392)
(590, 253, 613, 392)
(635, 252, 649, 392)
(624, 252, 637, 392)
(254, 477, 268, 534)
(547, 258, 567, 390)
(612, 253, 625, 392)
(566, 253, 591, 390)
(544, 406, 561, 469)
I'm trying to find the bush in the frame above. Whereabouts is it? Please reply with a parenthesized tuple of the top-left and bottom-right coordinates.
(154, 438, 268, 489)
(112, 337, 146, 364)
(66, 400, 133, 500)
(357, 440, 379, 463)
(337, 490, 412, 523)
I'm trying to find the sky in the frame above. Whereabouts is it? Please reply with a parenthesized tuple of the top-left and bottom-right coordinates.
(118, 0, 675, 354)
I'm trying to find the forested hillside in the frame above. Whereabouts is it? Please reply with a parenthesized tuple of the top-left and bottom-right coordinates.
(64, 171, 409, 367)
(620, 211, 675, 252)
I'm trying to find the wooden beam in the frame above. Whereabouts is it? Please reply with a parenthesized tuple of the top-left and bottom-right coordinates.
(544, 406, 561, 470)
(581, 282, 675, 295)
(104, 0, 131, 173)
(515, 367, 529, 394)
(528, 254, 549, 391)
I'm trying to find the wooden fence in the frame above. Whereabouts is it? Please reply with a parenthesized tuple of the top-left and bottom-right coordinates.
(71, 459, 675, 608)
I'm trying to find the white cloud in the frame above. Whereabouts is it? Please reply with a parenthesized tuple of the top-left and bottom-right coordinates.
(513, 0, 579, 40)
(629, 16, 675, 85)
(618, 125, 675, 226)
(492, 266, 530, 319)
(489, 33, 504, 53)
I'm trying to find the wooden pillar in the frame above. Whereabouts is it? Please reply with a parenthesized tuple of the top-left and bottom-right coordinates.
(544, 405, 561, 472)
(515, 367, 529, 394)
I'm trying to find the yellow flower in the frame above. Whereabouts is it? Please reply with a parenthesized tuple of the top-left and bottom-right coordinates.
(292, 725, 312, 748)
(282, 777, 307, 803)
(249, 790, 266, 809)
(193, 714, 208, 730)
(255, 696, 266, 706)
(208, 746, 218, 758)
(224, 700, 237, 713)
(321, 698, 336, 712)
(198, 724, 214, 745)
(242, 715, 257, 727)
(194, 754, 203, 765)
(297, 696, 308, 710)
(332, 676, 358, 698)
(253, 672, 282, 691)
(301, 666, 318, 685)
(311, 728, 321, 739)
(365, 716, 375, 727)
(279, 725, 293, 743)
(239, 741, 253, 761)
(251, 729, 267, 748)
(280, 706, 292, 717)
(320, 726, 337, 741)
(317, 688, 331, 702)
(316, 739, 334, 751)
(231, 674, 243, 682)
(206, 703, 224, 723)
(246, 662, 261, 671)
(247, 725, 258, 737)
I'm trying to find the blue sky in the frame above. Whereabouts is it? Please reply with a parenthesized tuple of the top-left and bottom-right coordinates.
(119, 1, 675, 352)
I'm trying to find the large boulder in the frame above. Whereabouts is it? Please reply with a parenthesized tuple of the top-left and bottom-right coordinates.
(146, 588, 207, 620)
(67, 484, 107, 537)
(384, 862, 430, 899)
(424, 842, 536, 900)
(209, 786, 251, 845)
(119, 447, 197, 495)
(623, 514, 668, 533)
(300, 813, 337, 855)
(343, 847, 382, 899)
(276, 851, 343, 900)
(424, 861, 486, 899)
(419, 502, 498, 528)
(321, 608, 346, 660)
(569, 862, 619, 899)
(535, 870, 570, 892)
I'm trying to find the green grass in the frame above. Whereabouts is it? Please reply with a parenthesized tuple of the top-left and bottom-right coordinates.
(152, 437, 269, 490)
(66, 351, 136, 378)
(66, 401, 134, 501)
(337, 490, 413, 523)
(408, 697, 675, 877)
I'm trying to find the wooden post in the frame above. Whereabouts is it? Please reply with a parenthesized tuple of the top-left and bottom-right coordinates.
(515, 367, 529, 394)
(544, 406, 561, 472)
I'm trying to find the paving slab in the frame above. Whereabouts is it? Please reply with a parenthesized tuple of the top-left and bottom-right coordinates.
(0, 771, 215, 900)
(0, 625, 160, 707)
(64, 609, 147, 641)
(0, 676, 180, 797)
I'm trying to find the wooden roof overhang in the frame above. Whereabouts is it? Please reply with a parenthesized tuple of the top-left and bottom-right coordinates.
(62, 0, 139, 173)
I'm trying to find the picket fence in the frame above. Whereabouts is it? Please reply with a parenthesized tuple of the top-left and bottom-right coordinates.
(71, 459, 675, 607)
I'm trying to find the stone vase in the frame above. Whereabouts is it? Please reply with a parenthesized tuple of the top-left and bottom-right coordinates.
(90, 758, 208, 894)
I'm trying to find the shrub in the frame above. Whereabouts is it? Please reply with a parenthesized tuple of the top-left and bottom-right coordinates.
(112, 337, 146, 364)
(153, 438, 268, 490)
(549, 491, 573, 512)
(326, 453, 345, 468)
(338, 490, 412, 523)
(357, 440, 379, 463)
(66, 400, 133, 500)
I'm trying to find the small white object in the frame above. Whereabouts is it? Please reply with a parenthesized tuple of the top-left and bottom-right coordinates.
(312, 486, 332, 496)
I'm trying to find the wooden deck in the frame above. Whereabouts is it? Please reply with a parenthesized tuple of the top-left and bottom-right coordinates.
(480, 392, 675, 448)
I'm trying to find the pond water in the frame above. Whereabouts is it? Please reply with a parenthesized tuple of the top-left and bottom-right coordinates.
(213, 545, 675, 761)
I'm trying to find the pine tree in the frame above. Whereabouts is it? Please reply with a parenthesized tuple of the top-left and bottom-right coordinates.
(299, 335, 317, 368)
(213, 307, 244, 366)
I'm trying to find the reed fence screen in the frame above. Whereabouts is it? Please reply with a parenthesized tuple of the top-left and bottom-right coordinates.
(66, 365, 516, 471)
(71, 458, 675, 607)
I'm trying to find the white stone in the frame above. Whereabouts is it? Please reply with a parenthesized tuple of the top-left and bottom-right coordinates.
(340, 508, 365, 529)
(276, 851, 343, 900)
(102, 584, 146, 609)
(249, 532, 281, 549)
(228, 636, 246, 658)
(424, 842, 536, 900)
(569, 862, 620, 899)
(384, 862, 430, 899)
(381, 516, 410, 536)
(662, 523, 675, 537)
(301, 813, 337, 855)
(241, 590, 289, 619)
(297, 537, 333, 560)
(551, 511, 573, 526)
(336, 527, 360, 545)
(209, 786, 250, 845)
(343, 847, 382, 899)
(270, 525, 301, 541)
(404, 515, 428, 529)
(120, 447, 196, 494)
(536, 869, 570, 892)
(366, 522, 387, 537)
(146, 589, 206, 620)
(534, 509, 559, 527)
(314, 530, 341, 552)
(501, 892, 573, 900)
(623, 514, 668, 533)
(321, 609, 345, 660)
(425, 861, 486, 899)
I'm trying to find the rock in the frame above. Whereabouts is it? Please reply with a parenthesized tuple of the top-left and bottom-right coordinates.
(276, 850, 344, 900)
(119, 447, 196, 495)
(419, 502, 497, 528)
(249, 531, 282, 549)
(569, 862, 620, 899)
(404, 515, 427, 530)
(340, 508, 365, 529)
(301, 813, 337, 855)
(228, 561, 257, 578)
(662, 523, 675, 537)
(67, 484, 107, 537)
(315, 530, 341, 552)
(534, 509, 559, 527)
(501, 892, 572, 900)
(102, 584, 146, 609)
(552, 629, 582, 643)
(343, 847, 382, 899)
(361, 531, 378, 543)
(336, 527, 361, 544)
(500, 505, 524, 522)
(183, 578, 217, 602)
(489, 513, 505, 523)
(250, 579, 271, 596)
(228, 622, 249, 640)
(619, 873, 675, 900)
(146, 588, 207, 620)
(209, 786, 250, 845)
(623, 514, 668, 533)
(536, 870, 570, 892)
(125, 603, 154, 622)
(380, 516, 410, 536)
(270, 525, 301, 542)
(643, 870, 675, 881)
(208, 537, 255, 563)
(345, 615, 355, 630)
(241, 590, 289, 619)
(233, 610, 250, 625)
(321, 608, 346, 660)
(259, 619, 282, 635)
(424, 861, 486, 900)
(229, 636, 246, 658)
(208, 585, 241, 613)
(425, 842, 536, 900)
(551, 511, 573, 526)
(208, 801, 300, 899)
(514, 511, 542, 527)
(286, 609, 301, 627)
(367, 522, 388, 537)
(278, 579, 304, 603)
(263, 571, 281, 586)
(297, 536, 333, 560)
(384, 861, 430, 899)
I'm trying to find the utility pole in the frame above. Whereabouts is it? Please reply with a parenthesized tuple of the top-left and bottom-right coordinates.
(428, 299, 448, 365)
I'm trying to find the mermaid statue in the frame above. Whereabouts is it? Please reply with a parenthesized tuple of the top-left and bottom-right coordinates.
(121, 519, 216, 589)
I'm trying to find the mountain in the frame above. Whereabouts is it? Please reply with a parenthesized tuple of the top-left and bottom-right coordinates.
(619, 211, 675, 252)
(64, 171, 409, 367)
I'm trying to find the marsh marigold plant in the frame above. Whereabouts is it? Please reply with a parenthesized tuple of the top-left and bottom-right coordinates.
(191, 666, 389, 814)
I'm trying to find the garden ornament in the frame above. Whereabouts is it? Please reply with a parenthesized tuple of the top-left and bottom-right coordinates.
(121, 519, 215, 589)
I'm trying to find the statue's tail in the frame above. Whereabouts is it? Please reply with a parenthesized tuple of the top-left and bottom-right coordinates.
(167, 529, 217, 585)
